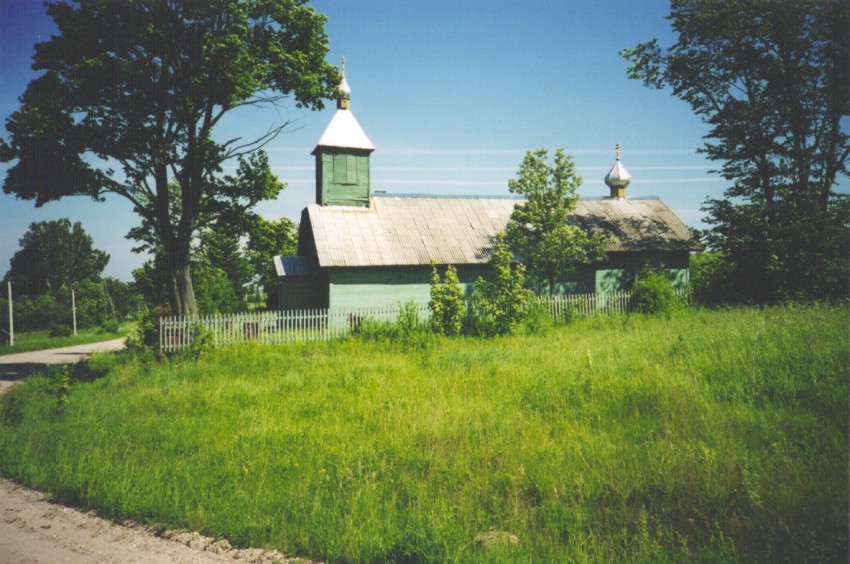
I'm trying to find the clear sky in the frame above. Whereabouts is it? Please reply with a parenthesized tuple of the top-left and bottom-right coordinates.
(1, 0, 732, 281)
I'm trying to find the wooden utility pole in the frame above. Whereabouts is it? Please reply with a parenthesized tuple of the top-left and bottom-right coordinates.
(7, 282, 13, 347)
(72, 289, 77, 336)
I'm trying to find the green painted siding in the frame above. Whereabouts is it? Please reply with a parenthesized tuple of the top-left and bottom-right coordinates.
(280, 251, 691, 311)
(595, 251, 690, 293)
(277, 277, 311, 310)
(315, 150, 370, 207)
(536, 251, 690, 295)
(327, 265, 491, 311)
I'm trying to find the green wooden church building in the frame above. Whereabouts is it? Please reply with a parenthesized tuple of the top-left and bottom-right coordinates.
(274, 65, 699, 311)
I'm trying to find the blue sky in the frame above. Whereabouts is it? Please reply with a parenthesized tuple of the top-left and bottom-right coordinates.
(1, 1, 730, 281)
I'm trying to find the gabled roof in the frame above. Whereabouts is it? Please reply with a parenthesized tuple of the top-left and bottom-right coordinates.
(312, 109, 375, 154)
(302, 196, 699, 268)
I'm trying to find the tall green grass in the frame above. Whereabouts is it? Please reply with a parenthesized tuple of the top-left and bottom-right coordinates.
(1, 305, 846, 561)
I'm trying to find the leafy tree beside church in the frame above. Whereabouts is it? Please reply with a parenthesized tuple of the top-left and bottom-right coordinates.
(0, 0, 339, 315)
(505, 149, 608, 296)
(623, 0, 850, 303)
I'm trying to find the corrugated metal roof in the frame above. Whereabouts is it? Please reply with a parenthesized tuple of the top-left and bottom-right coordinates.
(306, 196, 699, 268)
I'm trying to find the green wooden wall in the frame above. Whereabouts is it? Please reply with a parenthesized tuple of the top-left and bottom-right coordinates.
(540, 251, 690, 295)
(278, 252, 691, 311)
(327, 265, 490, 311)
(315, 150, 371, 207)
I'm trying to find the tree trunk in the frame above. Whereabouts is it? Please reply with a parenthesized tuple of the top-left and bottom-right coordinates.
(169, 253, 197, 317)
(162, 229, 197, 317)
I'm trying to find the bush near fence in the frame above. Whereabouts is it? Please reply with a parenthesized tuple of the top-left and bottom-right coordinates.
(159, 290, 687, 352)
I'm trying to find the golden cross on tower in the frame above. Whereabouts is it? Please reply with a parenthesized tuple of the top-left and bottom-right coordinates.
(341, 56, 345, 78)
(616, 142, 621, 161)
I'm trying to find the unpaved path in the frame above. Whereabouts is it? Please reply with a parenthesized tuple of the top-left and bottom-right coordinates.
(0, 338, 126, 394)
(0, 343, 310, 563)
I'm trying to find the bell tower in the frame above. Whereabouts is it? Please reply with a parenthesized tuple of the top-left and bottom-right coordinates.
(312, 58, 375, 207)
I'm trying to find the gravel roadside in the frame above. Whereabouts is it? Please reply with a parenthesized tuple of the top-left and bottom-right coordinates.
(0, 343, 311, 563)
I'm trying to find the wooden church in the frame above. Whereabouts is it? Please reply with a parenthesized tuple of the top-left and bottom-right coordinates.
(274, 64, 699, 311)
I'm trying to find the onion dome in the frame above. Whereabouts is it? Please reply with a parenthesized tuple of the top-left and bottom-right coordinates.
(338, 57, 351, 109)
(605, 142, 631, 199)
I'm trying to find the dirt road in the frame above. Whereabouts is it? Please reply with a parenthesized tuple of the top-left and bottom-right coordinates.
(0, 342, 307, 563)
(0, 338, 126, 394)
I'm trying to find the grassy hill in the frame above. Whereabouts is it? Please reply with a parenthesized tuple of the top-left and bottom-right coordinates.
(1, 305, 847, 561)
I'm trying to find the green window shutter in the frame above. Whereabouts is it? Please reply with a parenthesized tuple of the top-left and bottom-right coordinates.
(333, 154, 347, 184)
(333, 154, 358, 185)
(347, 155, 358, 183)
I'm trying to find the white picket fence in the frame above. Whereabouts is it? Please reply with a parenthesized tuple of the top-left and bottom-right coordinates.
(159, 290, 688, 352)
(159, 304, 429, 353)
(535, 291, 634, 320)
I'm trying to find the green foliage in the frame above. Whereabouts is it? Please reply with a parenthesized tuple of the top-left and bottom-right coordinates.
(1, 306, 846, 561)
(0, 1, 339, 315)
(520, 301, 555, 334)
(505, 149, 608, 294)
(7, 278, 139, 331)
(182, 323, 215, 361)
(428, 262, 464, 336)
(193, 264, 243, 315)
(245, 216, 298, 309)
(689, 251, 736, 306)
(196, 229, 251, 308)
(623, 0, 850, 303)
(53, 366, 71, 412)
(125, 308, 162, 359)
(2, 219, 108, 299)
(466, 235, 533, 336)
(358, 301, 432, 351)
(48, 323, 72, 338)
(33, 294, 62, 329)
(630, 265, 679, 315)
(132, 256, 170, 311)
(99, 319, 120, 334)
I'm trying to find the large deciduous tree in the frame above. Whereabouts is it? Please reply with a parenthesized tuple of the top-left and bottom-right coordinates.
(0, 0, 338, 315)
(622, 0, 850, 303)
(505, 149, 608, 295)
(3, 219, 109, 298)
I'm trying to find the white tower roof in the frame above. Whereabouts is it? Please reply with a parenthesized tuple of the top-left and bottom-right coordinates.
(312, 57, 375, 154)
(313, 109, 375, 152)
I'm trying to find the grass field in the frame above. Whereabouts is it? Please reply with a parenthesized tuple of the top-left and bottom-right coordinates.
(0, 323, 132, 356)
(0, 305, 847, 561)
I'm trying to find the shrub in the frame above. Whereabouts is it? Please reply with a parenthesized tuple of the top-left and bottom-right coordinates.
(429, 262, 464, 336)
(35, 293, 63, 329)
(48, 323, 72, 338)
(125, 307, 162, 357)
(521, 301, 554, 334)
(466, 235, 532, 336)
(181, 323, 214, 360)
(98, 319, 120, 334)
(359, 301, 432, 350)
(12, 295, 35, 331)
(631, 265, 679, 315)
